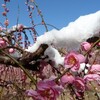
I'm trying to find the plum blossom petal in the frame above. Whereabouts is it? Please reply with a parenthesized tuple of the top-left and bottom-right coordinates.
(77, 54, 85, 63)
(26, 89, 43, 100)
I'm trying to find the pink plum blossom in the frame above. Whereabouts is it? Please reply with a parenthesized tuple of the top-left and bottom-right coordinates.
(89, 64, 100, 74)
(60, 73, 75, 85)
(26, 79, 63, 100)
(37, 80, 63, 100)
(64, 52, 85, 72)
(84, 74, 100, 84)
(73, 77, 85, 92)
(81, 41, 91, 51)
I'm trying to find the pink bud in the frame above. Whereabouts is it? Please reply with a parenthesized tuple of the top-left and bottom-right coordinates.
(0, 39, 6, 47)
(30, 0, 34, 2)
(15, 43, 18, 47)
(2, 12, 7, 16)
(0, 27, 3, 32)
(2, 4, 6, 8)
(42, 21, 45, 25)
(4, 20, 9, 26)
(5, 8, 9, 12)
(81, 42, 91, 51)
(98, 42, 100, 46)
(30, 5, 34, 9)
(18, 24, 24, 32)
(60, 73, 75, 85)
(18, 36, 22, 41)
(9, 48, 15, 53)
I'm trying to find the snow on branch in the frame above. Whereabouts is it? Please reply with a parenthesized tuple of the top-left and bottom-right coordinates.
(26, 11, 100, 52)
(26, 11, 100, 67)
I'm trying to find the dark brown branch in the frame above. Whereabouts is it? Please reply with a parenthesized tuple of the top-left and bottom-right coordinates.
(87, 36, 100, 43)
(0, 44, 48, 71)
(19, 44, 48, 62)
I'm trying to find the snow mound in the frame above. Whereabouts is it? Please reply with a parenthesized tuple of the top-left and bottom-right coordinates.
(26, 11, 100, 67)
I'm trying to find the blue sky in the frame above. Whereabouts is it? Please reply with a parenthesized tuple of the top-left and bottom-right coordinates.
(0, 0, 100, 35)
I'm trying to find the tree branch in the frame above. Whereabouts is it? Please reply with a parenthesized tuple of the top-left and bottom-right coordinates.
(0, 44, 48, 71)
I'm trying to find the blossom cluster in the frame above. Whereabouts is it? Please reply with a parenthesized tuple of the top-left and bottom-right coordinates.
(26, 41, 100, 100)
